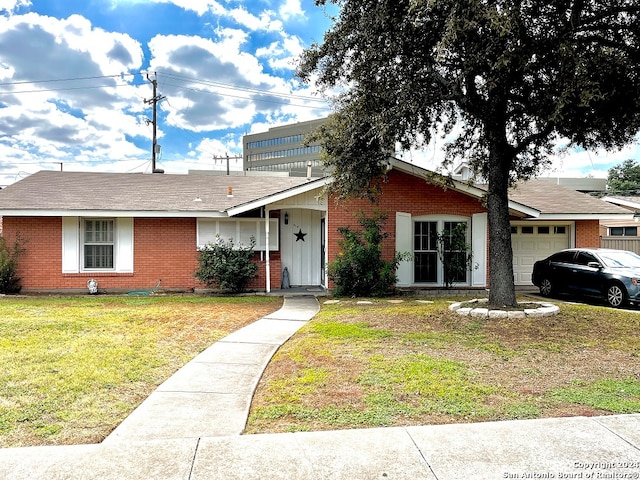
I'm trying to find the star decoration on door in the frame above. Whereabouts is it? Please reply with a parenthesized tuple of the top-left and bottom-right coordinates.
(294, 228, 307, 242)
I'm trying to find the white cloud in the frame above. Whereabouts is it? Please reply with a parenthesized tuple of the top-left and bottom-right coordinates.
(145, 28, 322, 131)
(146, 0, 284, 32)
(397, 131, 640, 180)
(145, 0, 220, 16)
(0, 0, 29, 13)
(256, 32, 304, 70)
(279, 0, 304, 20)
(0, 11, 148, 185)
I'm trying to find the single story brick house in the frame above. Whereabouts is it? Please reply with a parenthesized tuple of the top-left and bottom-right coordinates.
(0, 158, 631, 293)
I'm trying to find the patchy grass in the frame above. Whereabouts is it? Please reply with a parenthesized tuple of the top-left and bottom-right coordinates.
(0, 295, 281, 447)
(549, 378, 640, 413)
(246, 297, 640, 433)
(3, 294, 639, 446)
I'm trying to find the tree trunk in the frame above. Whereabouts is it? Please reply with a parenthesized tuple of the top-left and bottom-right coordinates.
(486, 140, 518, 307)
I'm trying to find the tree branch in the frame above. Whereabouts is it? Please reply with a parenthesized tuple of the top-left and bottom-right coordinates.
(513, 123, 556, 156)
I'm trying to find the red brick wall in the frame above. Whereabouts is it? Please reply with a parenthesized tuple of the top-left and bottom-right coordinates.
(1, 216, 281, 292)
(2, 217, 64, 289)
(132, 218, 199, 289)
(575, 220, 601, 248)
(326, 170, 488, 285)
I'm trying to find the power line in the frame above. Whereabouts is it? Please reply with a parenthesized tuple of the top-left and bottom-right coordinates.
(0, 72, 140, 87)
(156, 71, 326, 102)
(0, 82, 146, 96)
(159, 81, 329, 109)
(0, 71, 331, 107)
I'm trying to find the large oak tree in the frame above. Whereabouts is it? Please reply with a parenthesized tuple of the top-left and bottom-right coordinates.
(297, 0, 640, 307)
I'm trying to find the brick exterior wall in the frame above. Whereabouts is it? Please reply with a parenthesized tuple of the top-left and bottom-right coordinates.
(575, 219, 601, 248)
(1, 216, 277, 292)
(326, 170, 488, 286)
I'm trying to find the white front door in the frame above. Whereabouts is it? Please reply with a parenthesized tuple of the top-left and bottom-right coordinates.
(280, 209, 322, 286)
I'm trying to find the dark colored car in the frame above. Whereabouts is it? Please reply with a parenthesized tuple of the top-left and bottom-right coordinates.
(531, 248, 640, 308)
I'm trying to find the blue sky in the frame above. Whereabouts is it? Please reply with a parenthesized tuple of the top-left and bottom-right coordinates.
(0, 0, 336, 186)
(1, 0, 639, 187)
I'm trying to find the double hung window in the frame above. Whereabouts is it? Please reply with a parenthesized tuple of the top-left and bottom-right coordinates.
(83, 219, 114, 269)
(414, 221, 438, 282)
(413, 219, 469, 284)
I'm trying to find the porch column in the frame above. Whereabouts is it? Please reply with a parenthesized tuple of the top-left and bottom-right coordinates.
(265, 208, 271, 293)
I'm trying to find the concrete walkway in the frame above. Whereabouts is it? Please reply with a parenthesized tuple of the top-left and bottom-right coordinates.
(1, 296, 640, 479)
(105, 295, 321, 442)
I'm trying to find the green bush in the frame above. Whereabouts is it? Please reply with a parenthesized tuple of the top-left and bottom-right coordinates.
(194, 236, 259, 293)
(328, 211, 409, 297)
(0, 236, 25, 294)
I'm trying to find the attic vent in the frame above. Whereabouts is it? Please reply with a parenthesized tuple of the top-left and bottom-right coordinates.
(227, 186, 233, 198)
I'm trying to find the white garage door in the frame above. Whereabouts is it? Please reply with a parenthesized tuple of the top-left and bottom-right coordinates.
(512, 225, 570, 285)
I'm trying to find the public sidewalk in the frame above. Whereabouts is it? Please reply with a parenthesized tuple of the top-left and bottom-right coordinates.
(2, 415, 639, 479)
(1, 295, 639, 479)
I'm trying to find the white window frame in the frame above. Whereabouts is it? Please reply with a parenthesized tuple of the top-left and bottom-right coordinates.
(62, 217, 134, 274)
(412, 216, 471, 286)
(609, 226, 638, 237)
(197, 218, 279, 251)
(82, 219, 116, 271)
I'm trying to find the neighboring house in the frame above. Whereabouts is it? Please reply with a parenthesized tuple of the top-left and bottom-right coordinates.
(601, 196, 640, 235)
(0, 158, 631, 293)
(599, 195, 640, 254)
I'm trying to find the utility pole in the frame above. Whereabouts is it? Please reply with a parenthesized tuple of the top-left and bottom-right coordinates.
(212, 154, 242, 175)
(144, 72, 166, 173)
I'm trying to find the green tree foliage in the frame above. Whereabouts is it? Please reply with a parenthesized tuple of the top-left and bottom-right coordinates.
(328, 211, 409, 297)
(298, 0, 640, 306)
(194, 236, 259, 293)
(0, 236, 25, 294)
(607, 160, 640, 194)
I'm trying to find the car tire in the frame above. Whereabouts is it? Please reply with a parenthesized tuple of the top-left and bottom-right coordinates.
(539, 278, 554, 297)
(606, 283, 627, 308)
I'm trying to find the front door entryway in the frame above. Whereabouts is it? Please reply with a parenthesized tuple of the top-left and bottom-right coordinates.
(280, 209, 323, 286)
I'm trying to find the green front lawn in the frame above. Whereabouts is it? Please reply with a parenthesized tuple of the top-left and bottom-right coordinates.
(0, 295, 281, 447)
(2, 294, 639, 447)
(246, 297, 640, 433)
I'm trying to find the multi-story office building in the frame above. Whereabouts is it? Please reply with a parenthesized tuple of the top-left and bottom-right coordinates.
(243, 117, 327, 177)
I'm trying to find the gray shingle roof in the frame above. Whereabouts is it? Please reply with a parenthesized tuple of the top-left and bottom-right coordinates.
(0, 171, 319, 213)
(508, 179, 629, 215)
(0, 169, 630, 217)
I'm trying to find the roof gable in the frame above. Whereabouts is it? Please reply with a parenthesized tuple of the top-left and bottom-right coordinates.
(388, 158, 629, 218)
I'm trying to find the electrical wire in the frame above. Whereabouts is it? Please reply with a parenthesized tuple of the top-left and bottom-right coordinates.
(0, 70, 331, 107)
(156, 71, 326, 102)
(158, 81, 328, 109)
(0, 73, 141, 86)
(0, 81, 147, 95)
